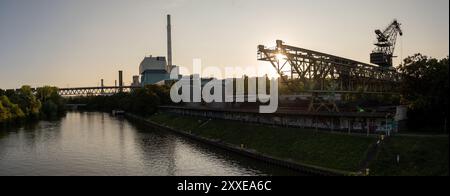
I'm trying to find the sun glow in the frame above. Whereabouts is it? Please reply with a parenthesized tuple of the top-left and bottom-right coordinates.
(276, 53, 286, 61)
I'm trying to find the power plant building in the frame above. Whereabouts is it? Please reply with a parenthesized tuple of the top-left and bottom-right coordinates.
(139, 56, 171, 85)
(139, 14, 179, 86)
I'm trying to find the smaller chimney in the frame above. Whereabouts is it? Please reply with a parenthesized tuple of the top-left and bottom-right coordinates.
(101, 79, 104, 94)
(118, 70, 123, 93)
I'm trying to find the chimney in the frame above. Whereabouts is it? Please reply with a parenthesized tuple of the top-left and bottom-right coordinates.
(118, 70, 123, 93)
(167, 14, 172, 71)
(101, 79, 104, 94)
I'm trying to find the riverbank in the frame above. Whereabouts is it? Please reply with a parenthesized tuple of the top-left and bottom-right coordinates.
(128, 112, 381, 175)
(133, 112, 448, 176)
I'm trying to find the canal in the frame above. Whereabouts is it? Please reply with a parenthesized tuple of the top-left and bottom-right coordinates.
(0, 112, 301, 176)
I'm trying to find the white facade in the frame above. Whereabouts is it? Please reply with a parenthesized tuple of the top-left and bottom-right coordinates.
(139, 56, 168, 74)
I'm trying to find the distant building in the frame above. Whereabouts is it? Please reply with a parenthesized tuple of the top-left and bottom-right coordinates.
(131, 75, 140, 87)
(139, 14, 182, 86)
(139, 56, 170, 85)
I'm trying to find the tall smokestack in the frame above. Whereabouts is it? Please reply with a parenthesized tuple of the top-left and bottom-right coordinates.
(167, 14, 172, 71)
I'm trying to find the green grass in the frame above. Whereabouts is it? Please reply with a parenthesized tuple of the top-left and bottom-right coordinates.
(370, 136, 449, 176)
(149, 112, 375, 172)
(149, 112, 450, 175)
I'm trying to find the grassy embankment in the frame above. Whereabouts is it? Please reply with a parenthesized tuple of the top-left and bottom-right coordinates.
(370, 136, 449, 176)
(149, 112, 375, 173)
(149, 112, 449, 176)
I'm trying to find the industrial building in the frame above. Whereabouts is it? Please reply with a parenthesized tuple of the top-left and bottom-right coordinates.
(139, 14, 179, 86)
(131, 75, 140, 87)
(139, 56, 171, 85)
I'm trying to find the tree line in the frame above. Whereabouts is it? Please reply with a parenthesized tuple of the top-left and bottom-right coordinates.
(398, 54, 449, 132)
(0, 86, 66, 124)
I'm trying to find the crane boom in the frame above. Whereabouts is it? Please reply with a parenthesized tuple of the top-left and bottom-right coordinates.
(370, 20, 403, 68)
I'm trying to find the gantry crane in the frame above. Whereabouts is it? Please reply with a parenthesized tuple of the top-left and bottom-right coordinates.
(370, 20, 403, 68)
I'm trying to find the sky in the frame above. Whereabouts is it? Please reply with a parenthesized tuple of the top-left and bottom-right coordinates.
(0, 0, 448, 89)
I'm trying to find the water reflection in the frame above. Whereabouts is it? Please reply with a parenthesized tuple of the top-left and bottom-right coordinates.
(0, 112, 301, 176)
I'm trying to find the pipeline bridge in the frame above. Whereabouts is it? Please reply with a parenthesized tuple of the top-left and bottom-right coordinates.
(4, 86, 141, 97)
(57, 86, 139, 96)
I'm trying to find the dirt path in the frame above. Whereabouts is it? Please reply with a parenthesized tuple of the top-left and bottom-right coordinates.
(358, 137, 386, 175)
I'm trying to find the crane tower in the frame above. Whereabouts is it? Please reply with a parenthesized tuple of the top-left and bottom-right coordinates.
(370, 20, 403, 68)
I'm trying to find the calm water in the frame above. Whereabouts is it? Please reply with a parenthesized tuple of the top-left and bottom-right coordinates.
(0, 112, 300, 176)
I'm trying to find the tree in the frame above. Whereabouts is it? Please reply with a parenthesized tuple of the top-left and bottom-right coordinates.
(8, 86, 41, 119)
(397, 54, 449, 132)
(36, 86, 66, 118)
(0, 99, 10, 122)
(0, 95, 25, 123)
(144, 85, 170, 105)
(128, 88, 160, 115)
(1, 86, 68, 123)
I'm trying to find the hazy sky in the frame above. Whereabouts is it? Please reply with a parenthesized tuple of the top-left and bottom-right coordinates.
(0, 0, 448, 89)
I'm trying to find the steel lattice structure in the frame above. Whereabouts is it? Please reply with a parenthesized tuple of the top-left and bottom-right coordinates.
(258, 40, 401, 112)
(258, 40, 400, 93)
(58, 86, 140, 96)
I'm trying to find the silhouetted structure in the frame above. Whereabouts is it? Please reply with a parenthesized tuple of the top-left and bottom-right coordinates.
(370, 20, 403, 67)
